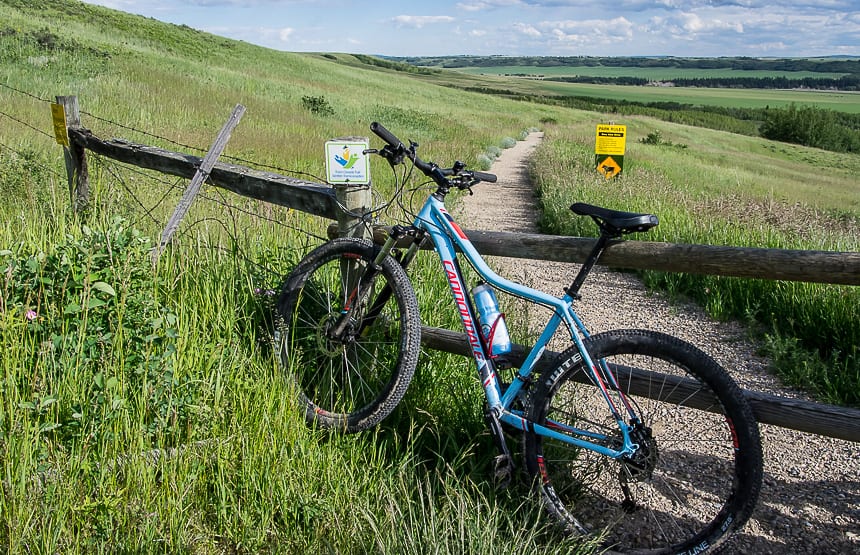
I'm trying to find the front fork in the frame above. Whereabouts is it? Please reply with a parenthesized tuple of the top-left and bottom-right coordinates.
(329, 226, 424, 340)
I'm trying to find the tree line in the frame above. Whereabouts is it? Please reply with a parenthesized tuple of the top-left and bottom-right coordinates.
(395, 55, 860, 75)
(459, 85, 860, 154)
(546, 75, 860, 91)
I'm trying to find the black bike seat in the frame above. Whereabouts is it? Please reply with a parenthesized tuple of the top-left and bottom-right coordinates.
(570, 202, 659, 235)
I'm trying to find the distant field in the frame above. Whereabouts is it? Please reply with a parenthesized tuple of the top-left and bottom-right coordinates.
(454, 65, 848, 80)
(532, 80, 860, 112)
(416, 67, 860, 113)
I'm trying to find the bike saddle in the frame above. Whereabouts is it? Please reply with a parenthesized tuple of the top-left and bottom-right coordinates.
(570, 202, 659, 235)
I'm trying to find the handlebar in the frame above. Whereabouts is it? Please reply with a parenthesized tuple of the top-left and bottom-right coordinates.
(369, 121, 404, 151)
(369, 121, 497, 190)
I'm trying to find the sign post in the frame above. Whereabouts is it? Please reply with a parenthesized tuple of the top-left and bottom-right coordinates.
(54, 95, 89, 212)
(595, 124, 627, 179)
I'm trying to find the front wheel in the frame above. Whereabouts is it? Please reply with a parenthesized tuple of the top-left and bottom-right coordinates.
(524, 329, 762, 554)
(275, 238, 421, 433)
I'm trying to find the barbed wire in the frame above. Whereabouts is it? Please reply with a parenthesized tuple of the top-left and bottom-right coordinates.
(0, 107, 57, 141)
(0, 82, 346, 280)
(0, 82, 53, 104)
(88, 155, 183, 227)
(0, 139, 66, 180)
(1, 81, 334, 184)
(79, 109, 209, 156)
(86, 149, 329, 247)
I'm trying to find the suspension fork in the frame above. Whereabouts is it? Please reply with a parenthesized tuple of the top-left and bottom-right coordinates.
(351, 226, 424, 335)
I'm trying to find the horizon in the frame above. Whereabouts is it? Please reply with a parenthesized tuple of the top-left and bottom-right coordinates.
(80, 1, 859, 59)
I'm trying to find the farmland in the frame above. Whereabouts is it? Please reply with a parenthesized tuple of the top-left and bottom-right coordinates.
(454, 64, 848, 80)
(0, 0, 858, 552)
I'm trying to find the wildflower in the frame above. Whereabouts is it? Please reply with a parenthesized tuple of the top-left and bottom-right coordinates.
(25, 309, 38, 321)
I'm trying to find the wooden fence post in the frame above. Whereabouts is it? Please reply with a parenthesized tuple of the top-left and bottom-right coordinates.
(327, 136, 373, 294)
(334, 181, 372, 240)
(55, 95, 89, 213)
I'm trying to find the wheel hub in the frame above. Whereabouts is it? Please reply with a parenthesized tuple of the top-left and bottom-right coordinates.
(622, 424, 659, 480)
(316, 313, 354, 357)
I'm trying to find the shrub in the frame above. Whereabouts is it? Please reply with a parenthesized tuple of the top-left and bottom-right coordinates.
(760, 103, 860, 153)
(301, 95, 334, 116)
(1, 219, 186, 447)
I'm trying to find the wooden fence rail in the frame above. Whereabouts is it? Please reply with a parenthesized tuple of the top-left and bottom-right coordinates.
(420, 327, 860, 443)
(68, 128, 340, 219)
(64, 121, 860, 443)
(335, 225, 860, 286)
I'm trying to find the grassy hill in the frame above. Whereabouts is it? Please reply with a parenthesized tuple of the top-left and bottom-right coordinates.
(0, 0, 857, 552)
(0, 1, 587, 552)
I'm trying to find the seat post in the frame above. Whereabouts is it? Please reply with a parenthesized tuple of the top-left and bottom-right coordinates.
(564, 231, 615, 299)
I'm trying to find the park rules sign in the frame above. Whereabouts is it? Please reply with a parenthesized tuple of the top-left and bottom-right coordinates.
(595, 124, 627, 179)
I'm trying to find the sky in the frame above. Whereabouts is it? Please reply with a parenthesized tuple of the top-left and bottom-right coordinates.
(80, 1, 859, 58)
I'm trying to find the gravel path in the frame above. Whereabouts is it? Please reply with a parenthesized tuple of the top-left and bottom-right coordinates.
(453, 133, 859, 553)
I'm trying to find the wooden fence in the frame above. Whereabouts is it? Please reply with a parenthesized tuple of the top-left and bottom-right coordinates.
(60, 107, 860, 443)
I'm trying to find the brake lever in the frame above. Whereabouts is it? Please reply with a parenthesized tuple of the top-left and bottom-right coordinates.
(377, 144, 405, 167)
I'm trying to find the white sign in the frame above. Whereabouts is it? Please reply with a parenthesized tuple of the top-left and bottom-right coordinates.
(325, 139, 370, 185)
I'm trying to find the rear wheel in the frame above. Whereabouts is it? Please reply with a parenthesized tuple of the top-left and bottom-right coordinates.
(275, 238, 421, 432)
(524, 329, 762, 553)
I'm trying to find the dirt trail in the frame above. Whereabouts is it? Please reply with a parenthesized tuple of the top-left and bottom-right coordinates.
(452, 133, 859, 554)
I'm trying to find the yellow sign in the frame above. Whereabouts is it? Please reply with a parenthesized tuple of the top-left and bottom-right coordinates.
(596, 155, 622, 179)
(595, 124, 626, 178)
(51, 103, 69, 147)
(595, 124, 627, 156)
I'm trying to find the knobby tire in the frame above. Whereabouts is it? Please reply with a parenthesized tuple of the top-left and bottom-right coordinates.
(275, 238, 421, 433)
(524, 329, 762, 554)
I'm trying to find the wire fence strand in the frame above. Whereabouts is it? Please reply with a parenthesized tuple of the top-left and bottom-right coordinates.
(1, 83, 335, 283)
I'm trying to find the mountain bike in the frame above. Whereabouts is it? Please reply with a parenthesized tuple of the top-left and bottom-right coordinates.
(275, 122, 763, 553)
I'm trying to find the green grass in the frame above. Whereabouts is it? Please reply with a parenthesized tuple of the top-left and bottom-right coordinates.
(529, 122, 859, 407)
(1, 0, 858, 550)
(0, 0, 593, 552)
(535, 81, 860, 113)
(402, 62, 860, 114)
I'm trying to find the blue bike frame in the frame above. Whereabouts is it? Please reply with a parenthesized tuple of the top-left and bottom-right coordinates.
(413, 194, 639, 460)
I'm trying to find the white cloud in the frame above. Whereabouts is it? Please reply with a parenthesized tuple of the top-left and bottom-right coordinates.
(457, 0, 524, 11)
(678, 12, 743, 33)
(458, 2, 489, 11)
(391, 15, 457, 28)
(513, 22, 542, 37)
(79, 0, 858, 58)
(542, 17, 635, 39)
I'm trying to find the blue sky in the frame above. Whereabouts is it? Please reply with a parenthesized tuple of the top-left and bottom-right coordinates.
(81, 1, 859, 58)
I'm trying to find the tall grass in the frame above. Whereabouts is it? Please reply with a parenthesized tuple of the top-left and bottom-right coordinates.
(1, 177, 590, 551)
(2, 0, 856, 550)
(530, 124, 859, 407)
(0, 0, 597, 551)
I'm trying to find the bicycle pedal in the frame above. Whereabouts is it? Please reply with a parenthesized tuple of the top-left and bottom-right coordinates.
(492, 454, 514, 490)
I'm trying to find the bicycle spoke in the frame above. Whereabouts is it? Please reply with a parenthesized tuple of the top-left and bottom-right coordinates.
(526, 330, 762, 553)
(277, 238, 420, 432)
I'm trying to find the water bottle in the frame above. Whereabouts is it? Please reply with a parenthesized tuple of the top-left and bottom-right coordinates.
(472, 282, 512, 365)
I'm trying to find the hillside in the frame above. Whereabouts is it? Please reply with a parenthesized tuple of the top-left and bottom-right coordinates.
(1, 0, 858, 552)
(0, 0, 559, 179)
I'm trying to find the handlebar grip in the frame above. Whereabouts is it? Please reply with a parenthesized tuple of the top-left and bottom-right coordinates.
(473, 171, 497, 183)
(370, 122, 403, 148)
